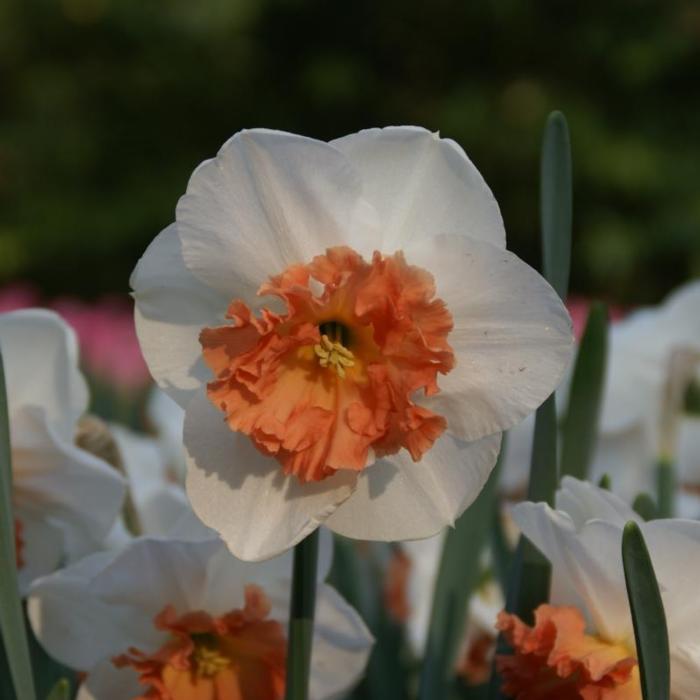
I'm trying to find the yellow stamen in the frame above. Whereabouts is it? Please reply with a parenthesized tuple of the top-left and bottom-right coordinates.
(314, 333, 355, 378)
(193, 643, 231, 677)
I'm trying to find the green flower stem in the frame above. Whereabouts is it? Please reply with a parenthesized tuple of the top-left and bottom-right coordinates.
(284, 529, 320, 700)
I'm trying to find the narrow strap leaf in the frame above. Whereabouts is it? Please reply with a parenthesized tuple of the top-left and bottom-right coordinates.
(632, 493, 658, 522)
(488, 111, 572, 699)
(656, 458, 675, 518)
(284, 529, 319, 700)
(418, 447, 504, 700)
(621, 521, 670, 700)
(540, 110, 572, 301)
(0, 352, 37, 700)
(560, 303, 609, 480)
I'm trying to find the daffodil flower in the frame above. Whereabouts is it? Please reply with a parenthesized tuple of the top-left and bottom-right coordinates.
(501, 476, 700, 698)
(132, 127, 573, 560)
(590, 281, 700, 507)
(0, 309, 126, 593)
(28, 534, 373, 700)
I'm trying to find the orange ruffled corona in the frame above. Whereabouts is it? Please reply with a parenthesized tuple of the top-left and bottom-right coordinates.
(200, 246, 454, 482)
(113, 585, 286, 700)
(496, 604, 641, 700)
(457, 630, 496, 686)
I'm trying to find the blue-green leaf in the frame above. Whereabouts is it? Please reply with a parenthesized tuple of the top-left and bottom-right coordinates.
(632, 493, 658, 522)
(0, 351, 37, 700)
(540, 110, 572, 301)
(560, 303, 608, 481)
(656, 458, 675, 518)
(621, 521, 670, 700)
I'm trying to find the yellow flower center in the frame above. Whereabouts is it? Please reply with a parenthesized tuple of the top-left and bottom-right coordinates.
(191, 635, 231, 678)
(313, 333, 355, 378)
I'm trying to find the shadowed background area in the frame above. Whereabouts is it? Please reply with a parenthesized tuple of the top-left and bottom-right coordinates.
(0, 0, 699, 304)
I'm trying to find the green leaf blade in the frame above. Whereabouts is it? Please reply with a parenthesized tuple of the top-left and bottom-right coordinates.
(540, 110, 572, 301)
(561, 302, 609, 481)
(621, 521, 670, 700)
(0, 352, 37, 700)
(284, 530, 319, 700)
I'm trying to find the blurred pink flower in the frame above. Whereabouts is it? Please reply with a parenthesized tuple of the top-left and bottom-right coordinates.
(0, 285, 150, 393)
(51, 296, 150, 392)
(0, 284, 40, 312)
(566, 296, 625, 340)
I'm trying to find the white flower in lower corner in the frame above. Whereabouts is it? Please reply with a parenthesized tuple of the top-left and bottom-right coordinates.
(28, 534, 373, 700)
(0, 309, 126, 593)
(132, 126, 573, 560)
(500, 476, 700, 699)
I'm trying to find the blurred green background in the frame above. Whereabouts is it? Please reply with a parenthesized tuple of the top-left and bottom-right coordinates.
(1, 0, 698, 304)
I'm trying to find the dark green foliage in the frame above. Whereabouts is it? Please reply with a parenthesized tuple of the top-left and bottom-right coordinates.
(560, 302, 609, 481)
(0, 1, 698, 301)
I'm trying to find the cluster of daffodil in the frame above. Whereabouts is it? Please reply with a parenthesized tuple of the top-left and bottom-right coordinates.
(0, 121, 698, 700)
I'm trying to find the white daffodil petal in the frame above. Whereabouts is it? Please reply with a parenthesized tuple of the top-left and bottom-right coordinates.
(670, 643, 700, 700)
(331, 126, 505, 251)
(0, 309, 88, 440)
(177, 129, 379, 298)
(77, 660, 142, 700)
(28, 550, 164, 671)
(92, 537, 220, 613)
(511, 501, 632, 644)
(589, 423, 656, 503)
(499, 412, 535, 496)
(600, 280, 700, 434)
(110, 424, 170, 506)
(641, 520, 700, 654)
(12, 406, 126, 561)
(325, 433, 500, 541)
(406, 234, 573, 442)
(207, 528, 333, 622)
(600, 310, 666, 433)
(15, 510, 64, 596)
(184, 391, 357, 561)
(309, 584, 374, 700)
(555, 475, 641, 529)
(131, 224, 229, 409)
(403, 533, 445, 654)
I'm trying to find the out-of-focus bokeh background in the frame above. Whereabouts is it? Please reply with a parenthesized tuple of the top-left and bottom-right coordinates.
(1, 0, 699, 303)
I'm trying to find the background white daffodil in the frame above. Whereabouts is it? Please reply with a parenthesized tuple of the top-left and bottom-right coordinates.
(0, 309, 126, 593)
(589, 281, 700, 507)
(28, 533, 373, 700)
(146, 386, 187, 483)
(511, 476, 700, 698)
(104, 424, 212, 547)
(132, 126, 573, 561)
